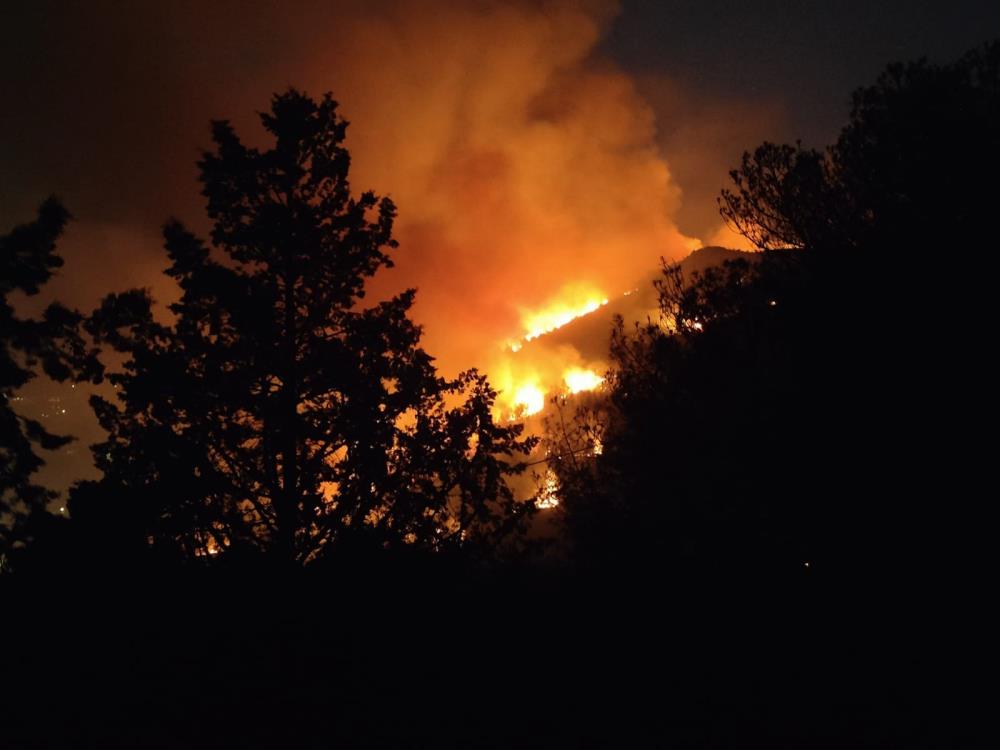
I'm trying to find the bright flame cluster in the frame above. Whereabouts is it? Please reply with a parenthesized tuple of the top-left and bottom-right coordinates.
(506, 367, 604, 417)
(563, 367, 604, 394)
(536, 470, 560, 509)
(513, 285, 611, 348)
(493, 284, 611, 420)
(512, 382, 546, 416)
(522, 297, 609, 342)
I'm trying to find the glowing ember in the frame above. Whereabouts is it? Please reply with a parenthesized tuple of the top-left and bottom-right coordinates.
(563, 367, 604, 394)
(512, 382, 545, 416)
(536, 469, 560, 509)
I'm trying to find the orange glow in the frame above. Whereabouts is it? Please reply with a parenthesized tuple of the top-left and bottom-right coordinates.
(21, 2, 718, 501)
(520, 285, 610, 342)
(563, 367, 604, 394)
(512, 382, 546, 416)
(536, 469, 560, 509)
(490, 284, 614, 419)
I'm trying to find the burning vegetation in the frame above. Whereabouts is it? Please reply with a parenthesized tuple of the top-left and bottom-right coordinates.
(492, 285, 612, 418)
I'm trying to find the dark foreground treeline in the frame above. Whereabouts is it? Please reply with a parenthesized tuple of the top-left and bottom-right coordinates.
(3, 43, 997, 747)
(547, 41, 997, 588)
(3, 563, 986, 748)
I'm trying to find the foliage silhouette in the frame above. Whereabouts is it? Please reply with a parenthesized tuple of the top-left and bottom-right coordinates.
(720, 41, 1000, 258)
(1, 200, 102, 556)
(1, 46, 983, 750)
(546, 252, 816, 574)
(79, 90, 537, 566)
(549, 42, 1000, 580)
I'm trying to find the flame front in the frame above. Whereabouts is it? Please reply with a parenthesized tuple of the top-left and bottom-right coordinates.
(536, 469, 560, 509)
(512, 382, 546, 416)
(563, 367, 604, 394)
(492, 283, 612, 419)
(518, 284, 610, 344)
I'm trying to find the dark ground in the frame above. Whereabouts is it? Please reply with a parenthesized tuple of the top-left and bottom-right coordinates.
(1, 559, 985, 748)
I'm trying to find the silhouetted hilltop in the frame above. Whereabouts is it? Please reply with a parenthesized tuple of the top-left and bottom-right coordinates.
(521, 246, 750, 360)
(678, 244, 748, 274)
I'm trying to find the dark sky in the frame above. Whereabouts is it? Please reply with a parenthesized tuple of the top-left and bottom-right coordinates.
(4, 0, 999, 496)
(602, 0, 1000, 232)
(607, 0, 1000, 146)
(5, 1, 998, 231)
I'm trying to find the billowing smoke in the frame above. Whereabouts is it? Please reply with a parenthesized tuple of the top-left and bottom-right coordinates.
(308, 1, 699, 375)
(4, 0, 724, 489)
(288, 0, 702, 418)
(7, 1, 701, 372)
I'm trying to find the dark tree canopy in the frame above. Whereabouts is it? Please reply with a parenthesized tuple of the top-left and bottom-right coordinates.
(720, 41, 1000, 258)
(550, 42, 1000, 579)
(82, 90, 536, 565)
(546, 253, 818, 573)
(1, 199, 102, 554)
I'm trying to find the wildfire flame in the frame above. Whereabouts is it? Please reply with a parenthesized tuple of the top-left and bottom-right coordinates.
(563, 367, 604, 394)
(517, 284, 610, 345)
(512, 382, 546, 417)
(536, 469, 560, 509)
(493, 283, 611, 420)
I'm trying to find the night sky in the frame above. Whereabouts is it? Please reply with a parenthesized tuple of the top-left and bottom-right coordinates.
(4, 0, 999, 497)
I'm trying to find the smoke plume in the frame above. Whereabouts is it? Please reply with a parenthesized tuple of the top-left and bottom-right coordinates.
(4, 0, 728, 488)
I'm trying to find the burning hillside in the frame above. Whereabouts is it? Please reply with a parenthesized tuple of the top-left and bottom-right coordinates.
(8, 0, 741, 497)
(490, 246, 747, 420)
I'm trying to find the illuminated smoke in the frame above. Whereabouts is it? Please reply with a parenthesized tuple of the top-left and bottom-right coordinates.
(303, 0, 701, 380)
(20, 1, 702, 417)
(10, 1, 716, 493)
